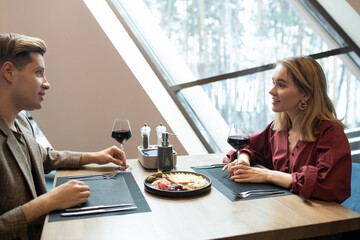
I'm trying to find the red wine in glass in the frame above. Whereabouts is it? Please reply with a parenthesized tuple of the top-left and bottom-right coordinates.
(111, 130, 132, 145)
(111, 119, 132, 172)
(227, 135, 250, 150)
(228, 123, 249, 163)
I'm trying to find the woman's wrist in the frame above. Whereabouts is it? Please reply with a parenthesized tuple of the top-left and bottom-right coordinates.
(238, 152, 251, 165)
(266, 170, 292, 189)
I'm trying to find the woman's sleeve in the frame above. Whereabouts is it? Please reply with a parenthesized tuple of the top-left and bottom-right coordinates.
(241, 122, 275, 169)
(289, 122, 351, 203)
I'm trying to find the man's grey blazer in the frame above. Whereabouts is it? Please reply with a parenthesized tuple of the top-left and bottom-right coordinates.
(0, 113, 81, 240)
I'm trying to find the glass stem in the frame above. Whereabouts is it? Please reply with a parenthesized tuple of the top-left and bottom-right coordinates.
(236, 150, 240, 164)
(120, 143, 124, 152)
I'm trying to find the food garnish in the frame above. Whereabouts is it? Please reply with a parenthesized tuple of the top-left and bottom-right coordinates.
(146, 171, 166, 183)
(147, 171, 206, 191)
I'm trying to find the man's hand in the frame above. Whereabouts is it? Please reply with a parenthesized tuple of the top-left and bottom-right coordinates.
(22, 180, 90, 223)
(46, 180, 90, 209)
(80, 146, 128, 168)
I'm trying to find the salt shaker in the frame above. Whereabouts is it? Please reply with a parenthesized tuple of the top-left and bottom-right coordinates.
(140, 123, 151, 149)
(156, 123, 166, 146)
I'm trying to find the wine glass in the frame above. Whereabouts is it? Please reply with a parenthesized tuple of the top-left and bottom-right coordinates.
(227, 123, 249, 164)
(111, 119, 132, 171)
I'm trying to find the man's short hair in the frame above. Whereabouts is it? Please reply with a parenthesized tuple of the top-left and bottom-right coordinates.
(0, 33, 47, 71)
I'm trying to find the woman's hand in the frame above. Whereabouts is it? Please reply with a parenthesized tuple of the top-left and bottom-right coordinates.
(230, 165, 270, 183)
(222, 152, 250, 176)
(80, 146, 128, 167)
(228, 165, 293, 189)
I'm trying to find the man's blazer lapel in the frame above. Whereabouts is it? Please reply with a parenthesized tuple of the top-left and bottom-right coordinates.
(17, 119, 48, 194)
(0, 118, 38, 199)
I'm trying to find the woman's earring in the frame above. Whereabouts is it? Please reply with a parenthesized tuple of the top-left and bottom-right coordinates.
(299, 100, 307, 110)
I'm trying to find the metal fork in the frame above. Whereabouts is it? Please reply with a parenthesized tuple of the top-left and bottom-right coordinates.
(69, 169, 120, 181)
(232, 189, 284, 199)
(67, 165, 129, 180)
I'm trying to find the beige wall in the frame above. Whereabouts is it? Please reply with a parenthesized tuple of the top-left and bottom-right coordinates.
(0, 0, 187, 158)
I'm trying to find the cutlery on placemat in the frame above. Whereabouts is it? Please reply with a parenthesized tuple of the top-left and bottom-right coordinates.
(67, 173, 110, 179)
(67, 170, 119, 181)
(232, 189, 284, 199)
(65, 203, 133, 212)
(67, 170, 118, 179)
(61, 206, 137, 217)
(192, 163, 227, 169)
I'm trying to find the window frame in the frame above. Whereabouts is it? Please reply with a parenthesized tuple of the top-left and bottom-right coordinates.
(106, 0, 360, 153)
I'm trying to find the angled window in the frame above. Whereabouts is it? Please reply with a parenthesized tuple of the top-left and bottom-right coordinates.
(104, 0, 360, 152)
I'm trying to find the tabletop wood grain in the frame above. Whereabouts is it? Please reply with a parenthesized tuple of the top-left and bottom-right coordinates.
(41, 154, 360, 240)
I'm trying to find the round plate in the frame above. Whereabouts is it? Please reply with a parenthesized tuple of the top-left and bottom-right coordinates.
(144, 171, 212, 198)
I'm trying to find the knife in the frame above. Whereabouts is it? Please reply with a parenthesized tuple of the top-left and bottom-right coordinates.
(61, 206, 137, 217)
(65, 203, 133, 212)
(192, 163, 227, 169)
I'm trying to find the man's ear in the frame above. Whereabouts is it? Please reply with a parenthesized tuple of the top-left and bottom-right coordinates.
(1, 61, 16, 83)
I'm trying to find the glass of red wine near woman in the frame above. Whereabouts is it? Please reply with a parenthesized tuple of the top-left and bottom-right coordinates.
(227, 123, 250, 164)
(111, 119, 132, 171)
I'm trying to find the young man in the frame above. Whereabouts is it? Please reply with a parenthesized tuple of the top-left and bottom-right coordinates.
(0, 33, 128, 239)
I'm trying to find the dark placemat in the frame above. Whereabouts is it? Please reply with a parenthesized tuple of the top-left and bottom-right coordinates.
(49, 172, 151, 222)
(192, 167, 293, 201)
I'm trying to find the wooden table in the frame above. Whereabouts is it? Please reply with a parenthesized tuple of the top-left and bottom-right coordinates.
(41, 154, 360, 240)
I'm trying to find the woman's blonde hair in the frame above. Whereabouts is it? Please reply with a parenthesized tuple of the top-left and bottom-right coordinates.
(273, 56, 345, 141)
(0, 33, 47, 71)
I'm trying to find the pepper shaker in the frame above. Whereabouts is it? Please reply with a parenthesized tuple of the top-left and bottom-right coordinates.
(140, 123, 151, 149)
